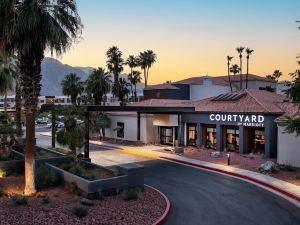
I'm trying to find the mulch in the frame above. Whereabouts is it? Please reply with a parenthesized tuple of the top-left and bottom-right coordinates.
(0, 176, 166, 225)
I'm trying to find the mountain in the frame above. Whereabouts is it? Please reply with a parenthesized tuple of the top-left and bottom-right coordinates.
(40, 57, 144, 96)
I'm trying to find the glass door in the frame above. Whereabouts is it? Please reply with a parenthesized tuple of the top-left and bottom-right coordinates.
(187, 124, 197, 146)
(160, 127, 174, 146)
(226, 128, 239, 152)
(206, 127, 216, 149)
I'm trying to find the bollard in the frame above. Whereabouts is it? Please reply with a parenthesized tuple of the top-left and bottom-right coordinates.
(227, 153, 231, 165)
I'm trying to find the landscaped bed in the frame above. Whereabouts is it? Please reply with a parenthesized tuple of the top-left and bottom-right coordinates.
(0, 176, 167, 225)
(12, 145, 62, 159)
(156, 147, 300, 186)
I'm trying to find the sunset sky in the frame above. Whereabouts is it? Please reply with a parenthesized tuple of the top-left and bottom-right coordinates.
(50, 0, 300, 84)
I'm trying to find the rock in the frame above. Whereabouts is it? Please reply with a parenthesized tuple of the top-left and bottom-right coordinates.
(260, 161, 276, 171)
(174, 147, 184, 154)
(210, 151, 221, 158)
(81, 198, 94, 206)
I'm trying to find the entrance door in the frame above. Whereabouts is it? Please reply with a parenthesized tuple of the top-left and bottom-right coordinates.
(187, 123, 197, 147)
(160, 127, 174, 146)
(226, 127, 239, 152)
(254, 129, 265, 153)
(205, 127, 217, 149)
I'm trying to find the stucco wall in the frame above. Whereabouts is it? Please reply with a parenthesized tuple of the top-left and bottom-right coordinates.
(277, 125, 300, 168)
(190, 83, 232, 101)
(105, 114, 155, 143)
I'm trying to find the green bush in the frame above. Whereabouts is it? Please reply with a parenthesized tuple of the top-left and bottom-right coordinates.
(11, 196, 28, 205)
(3, 161, 24, 176)
(72, 206, 88, 218)
(67, 182, 81, 195)
(35, 165, 60, 188)
(60, 163, 73, 171)
(122, 188, 139, 201)
(68, 163, 96, 181)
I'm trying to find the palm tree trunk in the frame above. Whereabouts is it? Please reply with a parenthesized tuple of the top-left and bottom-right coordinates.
(4, 92, 7, 112)
(246, 57, 249, 89)
(143, 68, 147, 88)
(134, 84, 137, 102)
(239, 56, 243, 90)
(227, 64, 232, 92)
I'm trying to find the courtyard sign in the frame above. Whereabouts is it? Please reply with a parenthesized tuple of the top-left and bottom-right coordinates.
(209, 114, 265, 127)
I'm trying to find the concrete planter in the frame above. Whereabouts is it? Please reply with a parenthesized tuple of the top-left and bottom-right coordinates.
(46, 161, 144, 196)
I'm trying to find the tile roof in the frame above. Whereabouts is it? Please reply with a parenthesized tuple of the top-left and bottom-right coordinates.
(144, 83, 180, 90)
(274, 102, 300, 121)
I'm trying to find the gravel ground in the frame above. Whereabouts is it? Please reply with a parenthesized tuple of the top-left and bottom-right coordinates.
(0, 176, 166, 225)
(156, 147, 300, 186)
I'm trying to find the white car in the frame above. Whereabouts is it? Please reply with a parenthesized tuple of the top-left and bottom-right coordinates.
(46, 122, 64, 128)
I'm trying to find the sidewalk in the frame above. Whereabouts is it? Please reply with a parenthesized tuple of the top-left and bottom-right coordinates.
(38, 132, 300, 206)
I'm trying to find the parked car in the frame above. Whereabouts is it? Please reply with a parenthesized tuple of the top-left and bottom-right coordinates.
(37, 117, 48, 124)
(46, 122, 64, 128)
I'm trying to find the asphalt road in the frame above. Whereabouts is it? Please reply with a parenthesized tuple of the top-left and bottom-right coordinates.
(35, 130, 300, 225)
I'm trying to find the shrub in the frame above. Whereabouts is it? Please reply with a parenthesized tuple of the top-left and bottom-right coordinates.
(60, 163, 73, 171)
(122, 188, 139, 201)
(4, 161, 24, 176)
(0, 169, 6, 178)
(67, 182, 81, 195)
(35, 165, 60, 188)
(41, 196, 50, 204)
(280, 164, 296, 172)
(0, 188, 4, 197)
(11, 196, 28, 205)
(69, 163, 85, 177)
(72, 206, 88, 218)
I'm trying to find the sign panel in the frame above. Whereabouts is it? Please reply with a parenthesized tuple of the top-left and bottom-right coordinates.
(209, 114, 264, 127)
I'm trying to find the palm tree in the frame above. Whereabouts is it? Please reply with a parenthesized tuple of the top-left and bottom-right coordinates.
(230, 64, 240, 76)
(61, 73, 84, 105)
(1, 0, 82, 195)
(226, 56, 233, 91)
(118, 78, 130, 106)
(106, 46, 124, 101)
(132, 71, 142, 102)
(126, 55, 138, 99)
(245, 48, 254, 89)
(137, 50, 157, 88)
(236, 47, 245, 90)
(0, 54, 16, 112)
(86, 68, 111, 105)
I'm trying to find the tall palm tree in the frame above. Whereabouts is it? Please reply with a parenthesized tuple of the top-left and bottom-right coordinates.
(1, 0, 82, 195)
(0, 54, 16, 112)
(86, 68, 111, 105)
(236, 47, 245, 90)
(226, 56, 233, 92)
(118, 78, 130, 106)
(230, 64, 240, 76)
(106, 46, 124, 101)
(126, 55, 138, 98)
(245, 48, 254, 89)
(132, 71, 142, 102)
(61, 73, 84, 105)
(137, 50, 157, 88)
(127, 73, 134, 100)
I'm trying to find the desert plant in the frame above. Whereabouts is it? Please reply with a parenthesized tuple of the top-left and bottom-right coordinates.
(35, 165, 60, 188)
(11, 196, 28, 205)
(67, 182, 81, 195)
(122, 187, 139, 201)
(72, 206, 88, 218)
(4, 161, 24, 176)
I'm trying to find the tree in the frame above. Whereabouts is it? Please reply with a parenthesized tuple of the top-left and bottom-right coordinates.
(106, 46, 124, 100)
(61, 73, 84, 105)
(230, 64, 240, 76)
(137, 50, 157, 88)
(86, 68, 111, 105)
(118, 78, 130, 106)
(226, 56, 233, 91)
(266, 70, 282, 81)
(90, 113, 111, 140)
(236, 47, 245, 90)
(245, 48, 254, 89)
(0, 54, 16, 112)
(132, 71, 142, 101)
(126, 55, 138, 98)
(1, 0, 82, 195)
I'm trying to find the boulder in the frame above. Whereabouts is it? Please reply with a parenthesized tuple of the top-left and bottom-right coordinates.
(210, 151, 221, 158)
(259, 161, 276, 172)
(81, 198, 94, 206)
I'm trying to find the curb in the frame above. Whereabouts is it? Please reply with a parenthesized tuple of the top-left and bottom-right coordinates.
(160, 156, 300, 204)
(145, 184, 171, 225)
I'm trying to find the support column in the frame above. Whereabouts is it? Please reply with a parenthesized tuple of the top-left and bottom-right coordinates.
(173, 126, 176, 147)
(239, 126, 247, 154)
(177, 114, 183, 146)
(197, 123, 202, 148)
(137, 112, 141, 141)
(51, 110, 56, 148)
(264, 121, 277, 158)
(84, 111, 90, 158)
(216, 124, 222, 152)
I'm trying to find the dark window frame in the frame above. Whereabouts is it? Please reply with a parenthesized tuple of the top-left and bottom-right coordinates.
(117, 122, 125, 138)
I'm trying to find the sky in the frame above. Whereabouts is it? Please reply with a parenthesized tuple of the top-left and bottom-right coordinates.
(49, 0, 300, 84)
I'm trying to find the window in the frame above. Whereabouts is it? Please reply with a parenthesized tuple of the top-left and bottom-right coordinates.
(187, 123, 197, 146)
(206, 127, 216, 149)
(117, 122, 124, 138)
(226, 128, 239, 152)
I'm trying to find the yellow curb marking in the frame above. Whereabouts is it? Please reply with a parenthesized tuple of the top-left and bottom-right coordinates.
(120, 149, 159, 159)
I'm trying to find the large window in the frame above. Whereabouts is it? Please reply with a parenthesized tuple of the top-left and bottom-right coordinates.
(226, 128, 239, 152)
(206, 127, 216, 149)
(117, 122, 124, 138)
(160, 127, 174, 146)
(254, 129, 265, 151)
(187, 123, 197, 146)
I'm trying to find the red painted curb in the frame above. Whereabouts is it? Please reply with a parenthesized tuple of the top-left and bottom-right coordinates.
(160, 156, 300, 203)
(145, 184, 171, 225)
